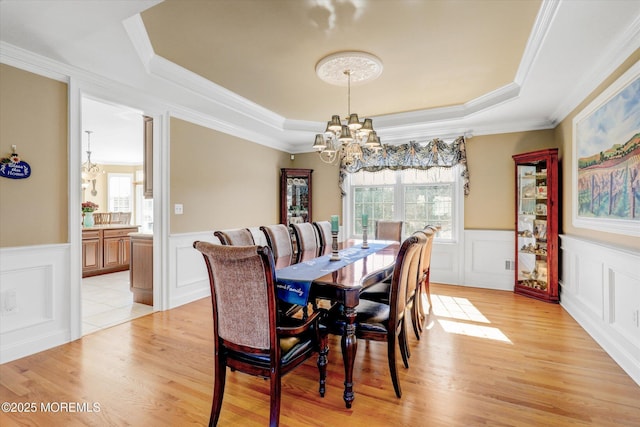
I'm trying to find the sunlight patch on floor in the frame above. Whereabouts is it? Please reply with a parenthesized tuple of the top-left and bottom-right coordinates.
(430, 294, 512, 343)
(437, 319, 512, 343)
(432, 294, 490, 323)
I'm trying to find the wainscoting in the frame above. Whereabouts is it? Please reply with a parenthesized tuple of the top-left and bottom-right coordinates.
(2, 231, 638, 388)
(559, 235, 640, 385)
(0, 244, 71, 363)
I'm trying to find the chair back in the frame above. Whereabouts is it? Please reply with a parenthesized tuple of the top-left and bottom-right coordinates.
(93, 212, 111, 225)
(375, 220, 403, 242)
(313, 221, 332, 248)
(417, 227, 436, 278)
(406, 232, 428, 301)
(248, 227, 268, 246)
(260, 224, 294, 260)
(387, 235, 422, 330)
(214, 228, 255, 246)
(290, 222, 320, 260)
(194, 242, 275, 351)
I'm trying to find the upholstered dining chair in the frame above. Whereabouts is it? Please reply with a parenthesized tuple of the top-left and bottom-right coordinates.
(214, 228, 255, 246)
(312, 221, 332, 249)
(193, 242, 329, 427)
(331, 234, 422, 398)
(260, 224, 294, 262)
(290, 222, 320, 262)
(360, 232, 429, 341)
(375, 220, 403, 242)
(412, 227, 436, 336)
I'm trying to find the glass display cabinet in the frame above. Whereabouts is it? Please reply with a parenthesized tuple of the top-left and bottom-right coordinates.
(280, 168, 312, 226)
(513, 148, 558, 303)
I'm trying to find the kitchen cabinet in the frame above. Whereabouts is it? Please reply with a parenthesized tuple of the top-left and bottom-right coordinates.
(82, 230, 101, 274)
(280, 168, 312, 226)
(103, 228, 132, 269)
(513, 148, 559, 303)
(82, 225, 138, 277)
(130, 233, 153, 305)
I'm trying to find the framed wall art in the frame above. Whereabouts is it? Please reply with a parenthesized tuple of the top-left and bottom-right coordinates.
(572, 61, 640, 236)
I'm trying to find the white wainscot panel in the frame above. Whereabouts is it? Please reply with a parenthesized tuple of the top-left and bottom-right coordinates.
(429, 242, 459, 285)
(463, 230, 514, 291)
(560, 235, 640, 387)
(0, 266, 53, 333)
(0, 244, 71, 364)
(575, 255, 605, 319)
(611, 269, 640, 347)
(168, 232, 217, 309)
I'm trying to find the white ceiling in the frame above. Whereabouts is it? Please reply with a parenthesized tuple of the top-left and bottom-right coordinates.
(1, 0, 639, 163)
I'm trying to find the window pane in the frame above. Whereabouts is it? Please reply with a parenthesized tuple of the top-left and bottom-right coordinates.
(353, 186, 394, 234)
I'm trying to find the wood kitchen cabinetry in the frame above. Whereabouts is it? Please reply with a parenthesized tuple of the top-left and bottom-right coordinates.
(129, 233, 153, 305)
(82, 225, 138, 277)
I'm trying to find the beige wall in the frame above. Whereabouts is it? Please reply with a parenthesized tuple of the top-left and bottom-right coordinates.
(169, 118, 291, 233)
(556, 48, 640, 251)
(289, 152, 343, 225)
(465, 130, 557, 230)
(0, 64, 68, 247)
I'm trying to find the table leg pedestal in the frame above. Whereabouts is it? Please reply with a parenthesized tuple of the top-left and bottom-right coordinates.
(341, 305, 357, 408)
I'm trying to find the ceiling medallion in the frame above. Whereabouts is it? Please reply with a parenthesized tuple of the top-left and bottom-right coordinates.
(315, 51, 383, 86)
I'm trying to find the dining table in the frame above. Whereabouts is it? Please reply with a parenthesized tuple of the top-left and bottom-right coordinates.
(275, 239, 400, 408)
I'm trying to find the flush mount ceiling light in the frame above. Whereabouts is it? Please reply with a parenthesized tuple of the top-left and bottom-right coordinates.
(313, 51, 383, 164)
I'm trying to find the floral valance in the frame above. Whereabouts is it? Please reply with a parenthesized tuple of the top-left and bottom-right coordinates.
(339, 136, 469, 196)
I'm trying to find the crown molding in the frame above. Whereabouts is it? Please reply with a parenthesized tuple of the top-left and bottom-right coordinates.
(548, 13, 640, 124)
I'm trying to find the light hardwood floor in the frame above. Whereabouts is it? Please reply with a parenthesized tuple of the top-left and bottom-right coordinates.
(1, 283, 638, 426)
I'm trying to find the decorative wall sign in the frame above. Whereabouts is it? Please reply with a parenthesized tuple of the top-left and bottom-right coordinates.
(0, 145, 31, 179)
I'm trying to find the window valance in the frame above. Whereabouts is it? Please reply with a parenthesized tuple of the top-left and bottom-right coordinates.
(339, 136, 469, 196)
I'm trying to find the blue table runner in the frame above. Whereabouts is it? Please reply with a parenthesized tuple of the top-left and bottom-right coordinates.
(275, 241, 391, 305)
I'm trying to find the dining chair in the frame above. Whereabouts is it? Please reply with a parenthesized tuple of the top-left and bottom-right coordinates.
(260, 224, 294, 261)
(331, 234, 422, 398)
(375, 220, 403, 242)
(413, 226, 436, 336)
(193, 242, 329, 427)
(290, 222, 320, 262)
(214, 228, 255, 246)
(93, 212, 111, 225)
(360, 232, 429, 341)
(312, 221, 332, 248)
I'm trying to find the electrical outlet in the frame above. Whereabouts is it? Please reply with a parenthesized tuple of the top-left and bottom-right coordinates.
(0, 289, 18, 316)
(174, 204, 183, 215)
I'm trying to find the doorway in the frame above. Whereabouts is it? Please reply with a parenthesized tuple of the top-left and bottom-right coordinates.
(80, 96, 154, 335)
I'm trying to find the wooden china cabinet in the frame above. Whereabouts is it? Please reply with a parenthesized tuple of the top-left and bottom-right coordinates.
(513, 148, 559, 303)
(280, 168, 312, 226)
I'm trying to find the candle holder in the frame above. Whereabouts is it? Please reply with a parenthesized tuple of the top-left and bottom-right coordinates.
(330, 231, 341, 261)
(361, 224, 369, 249)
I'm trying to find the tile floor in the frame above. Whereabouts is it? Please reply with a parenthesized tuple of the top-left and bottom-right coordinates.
(82, 271, 153, 335)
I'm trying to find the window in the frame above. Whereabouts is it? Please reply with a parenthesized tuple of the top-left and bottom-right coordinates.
(347, 167, 461, 241)
(108, 173, 133, 213)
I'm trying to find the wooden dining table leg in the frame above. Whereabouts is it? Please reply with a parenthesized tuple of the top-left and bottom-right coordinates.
(341, 305, 357, 408)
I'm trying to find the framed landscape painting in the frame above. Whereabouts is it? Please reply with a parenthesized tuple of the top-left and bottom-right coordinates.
(572, 61, 640, 236)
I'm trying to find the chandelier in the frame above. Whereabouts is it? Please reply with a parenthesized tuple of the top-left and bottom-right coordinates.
(312, 51, 383, 165)
(81, 130, 101, 181)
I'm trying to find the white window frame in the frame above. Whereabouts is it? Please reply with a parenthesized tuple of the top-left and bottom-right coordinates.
(107, 173, 134, 213)
(343, 166, 464, 243)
